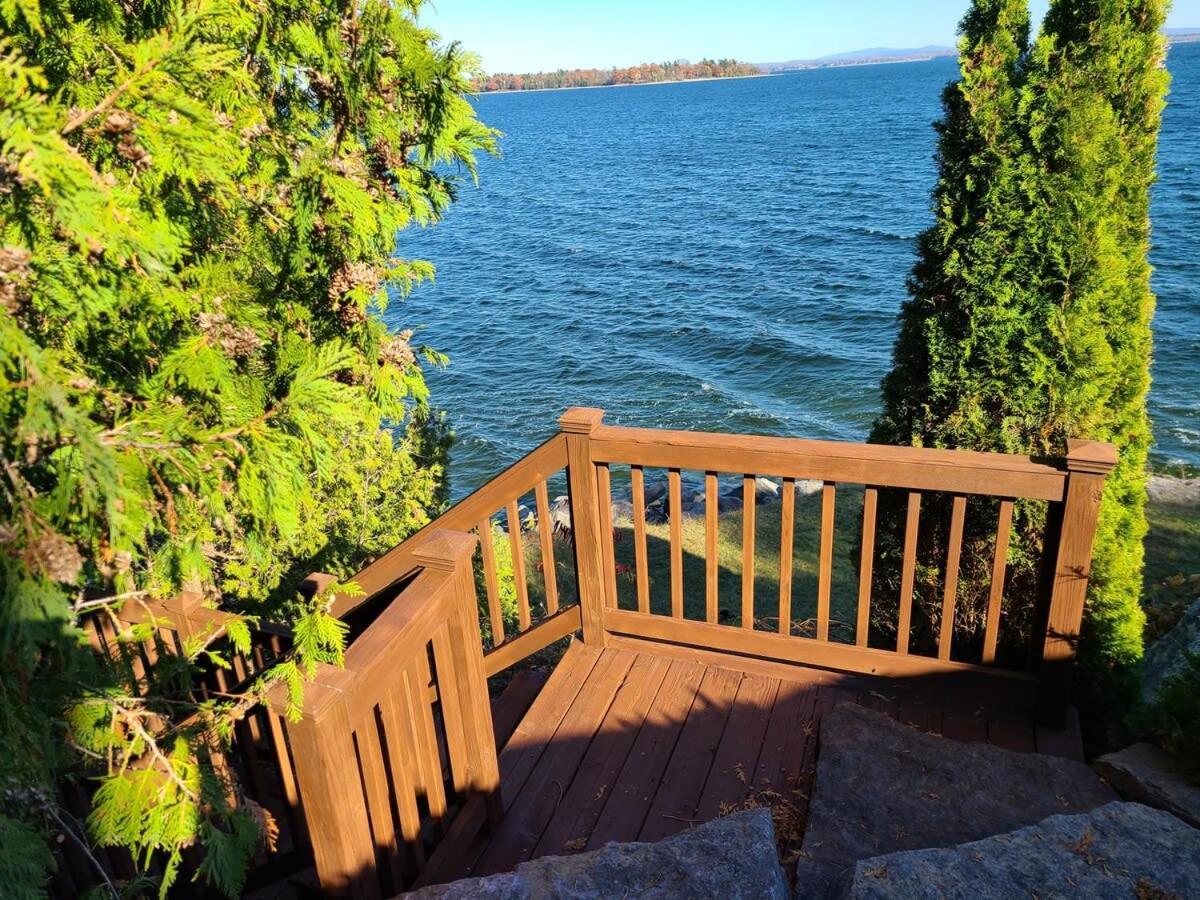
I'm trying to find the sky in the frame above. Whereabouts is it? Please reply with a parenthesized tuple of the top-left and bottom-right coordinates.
(419, 0, 1200, 74)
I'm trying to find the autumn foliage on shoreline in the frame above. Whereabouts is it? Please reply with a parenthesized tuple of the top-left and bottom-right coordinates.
(476, 58, 759, 92)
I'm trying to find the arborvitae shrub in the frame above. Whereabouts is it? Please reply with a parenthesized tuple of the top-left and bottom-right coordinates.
(872, 0, 1168, 727)
(0, 0, 494, 893)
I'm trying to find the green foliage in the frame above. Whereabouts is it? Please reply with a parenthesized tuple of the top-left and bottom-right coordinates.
(0, 815, 55, 900)
(0, 0, 494, 893)
(1152, 652, 1200, 776)
(872, 1, 1168, 708)
(475, 521, 520, 644)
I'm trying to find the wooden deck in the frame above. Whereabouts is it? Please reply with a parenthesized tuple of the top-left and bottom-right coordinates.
(420, 637, 1081, 887)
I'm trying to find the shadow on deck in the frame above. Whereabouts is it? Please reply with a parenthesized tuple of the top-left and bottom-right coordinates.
(420, 636, 1081, 888)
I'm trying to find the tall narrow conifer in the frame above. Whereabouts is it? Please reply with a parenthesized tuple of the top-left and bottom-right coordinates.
(873, 0, 1169, 710)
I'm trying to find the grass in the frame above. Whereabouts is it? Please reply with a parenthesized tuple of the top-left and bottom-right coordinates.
(1143, 498, 1200, 641)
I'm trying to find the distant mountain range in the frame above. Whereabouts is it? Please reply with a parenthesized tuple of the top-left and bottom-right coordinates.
(758, 30, 1200, 73)
(756, 46, 956, 73)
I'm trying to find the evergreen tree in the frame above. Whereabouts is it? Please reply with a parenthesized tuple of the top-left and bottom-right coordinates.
(1022, 0, 1168, 714)
(871, 0, 1040, 653)
(0, 0, 495, 894)
(872, 0, 1168, 708)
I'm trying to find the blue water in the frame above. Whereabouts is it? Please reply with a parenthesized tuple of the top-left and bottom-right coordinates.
(393, 45, 1200, 496)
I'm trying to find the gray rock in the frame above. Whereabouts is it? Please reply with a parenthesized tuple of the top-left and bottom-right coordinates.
(796, 704, 1116, 896)
(717, 491, 744, 513)
(1147, 473, 1200, 503)
(404, 809, 787, 899)
(795, 478, 824, 496)
(643, 480, 667, 504)
(549, 496, 572, 536)
(1143, 597, 1200, 701)
(837, 802, 1200, 899)
(609, 498, 634, 523)
(1094, 742, 1200, 829)
(754, 476, 780, 501)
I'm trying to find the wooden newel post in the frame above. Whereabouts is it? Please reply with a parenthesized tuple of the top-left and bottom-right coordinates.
(559, 407, 609, 647)
(1035, 438, 1118, 726)
(268, 665, 380, 900)
(413, 531, 505, 832)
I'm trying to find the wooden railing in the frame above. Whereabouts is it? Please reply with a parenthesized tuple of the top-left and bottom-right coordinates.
(75, 594, 308, 897)
(78, 408, 1117, 898)
(266, 533, 500, 898)
(573, 411, 1116, 720)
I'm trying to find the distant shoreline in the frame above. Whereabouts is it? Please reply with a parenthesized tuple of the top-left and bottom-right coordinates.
(475, 55, 974, 97)
(476, 71, 771, 96)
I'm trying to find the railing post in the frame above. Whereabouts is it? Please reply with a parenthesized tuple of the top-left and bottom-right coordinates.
(559, 407, 609, 647)
(413, 531, 504, 831)
(1035, 438, 1118, 726)
(268, 666, 380, 900)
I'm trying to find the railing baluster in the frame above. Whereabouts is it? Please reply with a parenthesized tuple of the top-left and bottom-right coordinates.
(669, 469, 684, 618)
(356, 713, 406, 887)
(856, 487, 878, 647)
(705, 472, 719, 623)
(477, 519, 504, 646)
(817, 482, 836, 641)
(506, 499, 531, 632)
(938, 495, 967, 661)
(630, 465, 650, 614)
(982, 499, 1014, 664)
(429, 624, 471, 798)
(897, 491, 922, 654)
(778, 478, 795, 636)
(405, 659, 448, 828)
(596, 464, 618, 609)
(379, 685, 427, 873)
(741, 475, 755, 629)
(534, 481, 559, 615)
(264, 705, 306, 842)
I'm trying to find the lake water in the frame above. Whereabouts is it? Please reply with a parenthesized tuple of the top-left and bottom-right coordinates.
(393, 44, 1200, 497)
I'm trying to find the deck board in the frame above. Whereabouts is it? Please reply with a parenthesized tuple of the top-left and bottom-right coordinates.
(432, 636, 1080, 886)
(532, 651, 671, 857)
(751, 677, 818, 797)
(584, 657, 705, 850)
(474, 648, 636, 875)
(693, 672, 778, 821)
(638, 664, 742, 842)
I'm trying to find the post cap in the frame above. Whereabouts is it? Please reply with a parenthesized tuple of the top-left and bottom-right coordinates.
(300, 572, 338, 600)
(412, 530, 478, 572)
(558, 407, 605, 435)
(1065, 439, 1119, 476)
(265, 662, 355, 719)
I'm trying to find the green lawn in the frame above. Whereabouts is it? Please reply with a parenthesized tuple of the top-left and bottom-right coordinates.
(1143, 498, 1200, 641)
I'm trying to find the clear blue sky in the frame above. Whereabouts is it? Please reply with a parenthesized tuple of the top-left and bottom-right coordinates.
(420, 0, 1200, 74)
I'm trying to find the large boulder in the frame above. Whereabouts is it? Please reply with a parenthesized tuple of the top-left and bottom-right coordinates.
(837, 802, 1200, 899)
(404, 808, 787, 899)
(795, 704, 1116, 896)
(1094, 742, 1200, 829)
(1142, 597, 1200, 701)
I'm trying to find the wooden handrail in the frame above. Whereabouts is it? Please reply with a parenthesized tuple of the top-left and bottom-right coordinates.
(339, 433, 569, 607)
(560, 407, 1115, 720)
(589, 423, 1069, 501)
